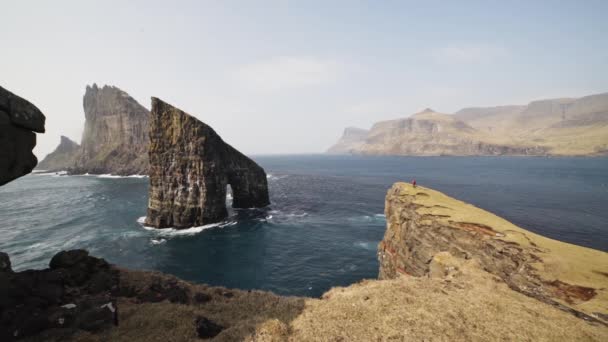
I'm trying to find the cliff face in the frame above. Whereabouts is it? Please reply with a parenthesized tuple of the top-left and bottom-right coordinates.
(146, 98, 269, 229)
(70, 84, 149, 175)
(378, 182, 608, 324)
(0, 86, 45, 185)
(326, 127, 368, 154)
(351, 109, 546, 156)
(454, 92, 608, 155)
(37, 136, 80, 171)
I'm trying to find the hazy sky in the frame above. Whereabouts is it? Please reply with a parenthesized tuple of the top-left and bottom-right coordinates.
(2, 0, 607, 158)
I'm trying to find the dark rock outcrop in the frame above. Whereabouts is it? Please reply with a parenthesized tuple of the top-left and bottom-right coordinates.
(145, 98, 270, 229)
(70, 84, 149, 175)
(195, 316, 225, 339)
(0, 250, 118, 341)
(0, 86, 45, 185)
(37, 136, 80, 171)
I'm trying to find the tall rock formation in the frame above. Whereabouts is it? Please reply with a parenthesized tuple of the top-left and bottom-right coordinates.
(37, 135, 80, 171)
(70, 84, 149, 175)
(378, 182, 608, 324)
(326, 127, 368, 154)
(0, 86, 45, 185)
(145, 98, 270, 229)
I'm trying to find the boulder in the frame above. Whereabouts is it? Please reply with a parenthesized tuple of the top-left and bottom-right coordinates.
(195, 316, 224, 339)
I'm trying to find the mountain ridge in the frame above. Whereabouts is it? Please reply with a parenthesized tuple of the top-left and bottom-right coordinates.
(328, 91, 608, 156)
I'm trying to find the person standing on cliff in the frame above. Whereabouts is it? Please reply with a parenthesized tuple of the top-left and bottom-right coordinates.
(412, 179, 417, 188)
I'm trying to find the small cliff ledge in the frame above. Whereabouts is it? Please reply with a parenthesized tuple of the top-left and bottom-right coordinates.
(37, 136, 80, 171)
(145, 98, 269, 229)
(0, 86, 45, 185)
(378, 182, 608, 324)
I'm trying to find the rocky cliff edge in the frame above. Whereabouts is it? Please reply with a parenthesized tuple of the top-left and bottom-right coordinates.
(378, 182, 608, 324)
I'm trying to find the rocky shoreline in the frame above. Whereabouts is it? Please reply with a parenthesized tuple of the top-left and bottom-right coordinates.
(1, 184, 606, 341)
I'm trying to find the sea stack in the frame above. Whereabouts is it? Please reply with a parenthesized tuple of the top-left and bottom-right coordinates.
(72, 84, 149, 175)
(0, 86, 46, 185)
(145, 97, 270, 229)
(37, 135, 80, 171)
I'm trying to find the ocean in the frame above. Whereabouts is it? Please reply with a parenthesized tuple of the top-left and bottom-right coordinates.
(0, 155, 606, 297)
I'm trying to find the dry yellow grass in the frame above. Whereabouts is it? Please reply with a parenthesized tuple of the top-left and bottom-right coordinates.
(57, 261, 607, 342)
(289, 258, 608, 342)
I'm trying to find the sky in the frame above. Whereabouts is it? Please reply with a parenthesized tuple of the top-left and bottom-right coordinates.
(2, 0, 607, 158)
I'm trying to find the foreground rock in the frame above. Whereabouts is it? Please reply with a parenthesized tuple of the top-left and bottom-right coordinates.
(0, 86, 46, 185)
(378, 182, 608, 324)
(0, 250, 118, 341)
(37, 136, 80, 171)
(145, 98, 270, 229)
(37, 85, 149, 175)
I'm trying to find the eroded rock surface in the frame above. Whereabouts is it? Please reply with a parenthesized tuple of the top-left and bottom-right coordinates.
(0, 86, 45, 185)
(378, 182, 608, 324)
(145, 98, 269, 229)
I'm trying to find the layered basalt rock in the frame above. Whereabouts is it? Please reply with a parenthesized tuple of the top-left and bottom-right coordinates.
(37, 136, 80, 171)
(70, 84, 149, 175)
(378, 182, 608, 324)
(145, 98, 270, 229)
(0, 86, 46, 185)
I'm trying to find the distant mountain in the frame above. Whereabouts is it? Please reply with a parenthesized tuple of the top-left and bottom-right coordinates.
(327, 127, 369, 154)
(329, 92, 608, 156)
(37, 136, 80, 171)
(454, 92, 608, 155)
(38, 84, 150, 174)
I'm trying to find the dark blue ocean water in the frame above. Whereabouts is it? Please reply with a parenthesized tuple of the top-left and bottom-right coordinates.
(0, 155, 607, 297)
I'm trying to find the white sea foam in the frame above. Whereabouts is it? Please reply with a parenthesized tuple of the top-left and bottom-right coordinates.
(266, 174, 288, 181)
(349, 214, 386, 222)
(32, 170, 68, 176)
(97, 174, 148, 179)
(150, 238, 166, 245)
(354, 241, 377, 250)
(137, 216, 233, 236)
